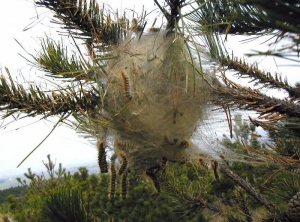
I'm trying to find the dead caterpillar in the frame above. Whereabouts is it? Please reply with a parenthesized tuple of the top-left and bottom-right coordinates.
(97, 142, 108, 173)
(118, 153, 128, 175)
(148, 157, 168, 174)
(161, 157, 167, 167)
(121, 170, 128, 199)
(164, 135, 178, 145)
(161, 157, 168, 172)
(177, 140, 190, 149)
(108, 162, 117, 199)
(212, 160, 220, 182)
(185, 161, 193, 167)
(121, 71, 132, 101)
(131, 18, 143, 33)
(146, 170, 160, 192)
(149, 27, 160, 32)
(172, 110, 184, 124)
(173, 109, 177, 124)
(199, 158, 211, 170)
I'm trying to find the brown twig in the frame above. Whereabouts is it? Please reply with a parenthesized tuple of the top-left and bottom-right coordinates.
(213, 72, 300, 119)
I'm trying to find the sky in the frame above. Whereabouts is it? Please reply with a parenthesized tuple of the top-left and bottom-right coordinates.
(0, 0, 299, 179)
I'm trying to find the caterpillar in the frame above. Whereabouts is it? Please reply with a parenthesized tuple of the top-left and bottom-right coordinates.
(121, 170, 128, 199)
(146, 169, 160, 192)
(286, 166, 300, 174)
(108, 162, 117, 199)
(199, 158, 211, 170)
(177, 140, 190, 149)
(118, 153, 128, 175)
(212, 160, 220, 182)
(121, 71, 132, 101)
(97, 142, 108, 173)
(164, 135, 178, 146)
(161, 157, 167, 167)
(131, 18, 143, 33)
(114, 140, 135, 151)
(148, 157, 168, 174)
(161, 157, 168, 172)
(149, 27, 160, 32)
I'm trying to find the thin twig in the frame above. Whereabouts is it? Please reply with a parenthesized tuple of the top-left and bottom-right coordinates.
(17, 113, 70, 167)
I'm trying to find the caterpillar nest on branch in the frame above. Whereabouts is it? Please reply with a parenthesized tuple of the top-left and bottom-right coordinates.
(97, 31, 214, 170)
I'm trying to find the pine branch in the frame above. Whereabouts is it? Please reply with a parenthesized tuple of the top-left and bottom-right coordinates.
(222, 58, 300, 98)
(35, 0, 129, 47)
(238, 189, 253, 222)
(187, 0, 300, 62)
(187, 0, 269, 34)
(219, 164, 274, 211)
(160, 172, 223, 213)
(189, 0, 300, 34)
(28, 37, 92, 80)
(241, 0, 300, 33)
(0, 68, 100, 118)
(212, 72, 300, 119)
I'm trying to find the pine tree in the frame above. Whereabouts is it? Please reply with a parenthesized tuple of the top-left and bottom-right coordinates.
(1, 0, 300, 221)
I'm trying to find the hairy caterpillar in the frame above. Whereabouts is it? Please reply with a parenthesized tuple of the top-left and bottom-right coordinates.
(199, 158, 211, 170)
(286, 166, 300, 174)
(212, 160, 220, 182)
(149, 27, 160, 32)
(131, 18, 143, 33)
(121, 170, 128, 199)
(97, 142, 108, 173)
(114, 140, 136, 151)
(121, 71, 132, 101)
(146, 169, 160, 192)
(118, 153, 128, 175)
(108, 162, 117, 199)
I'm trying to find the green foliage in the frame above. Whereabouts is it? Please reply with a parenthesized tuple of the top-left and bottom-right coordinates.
(267, 121, 300, 159)
(219, 115, 300, 220)
(5, 195, 21, 212)
(2, 115, 296, 222)
(41, 186, 90, 222)
(89, 170, 178, 222)
(0, 155, 73, 221)
(0, 186, 27, 204)
(2, 156, 209, 221)
(1, 151, 299, 221)
(32, 37, 88, 80)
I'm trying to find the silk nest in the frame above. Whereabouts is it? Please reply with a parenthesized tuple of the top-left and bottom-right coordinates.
(93, 30, 215, 170)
